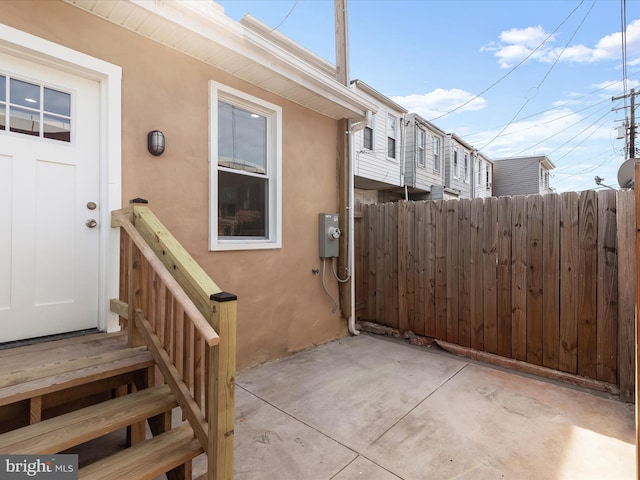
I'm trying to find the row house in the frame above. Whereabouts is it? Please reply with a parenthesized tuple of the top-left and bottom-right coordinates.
(350, 79, 407, 205)
(492, 155, 555, 196)
(350, 82, 496, 203)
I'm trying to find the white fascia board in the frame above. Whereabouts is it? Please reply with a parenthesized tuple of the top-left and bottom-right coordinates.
(120, 0, 376, 120)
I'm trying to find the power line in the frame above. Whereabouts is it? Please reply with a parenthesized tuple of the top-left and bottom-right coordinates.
(269, 0, 300, 32)
(478, 0, 596, 151)
(428, 0, 586, 123)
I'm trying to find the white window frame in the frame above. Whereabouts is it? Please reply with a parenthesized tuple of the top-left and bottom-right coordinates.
(363, 114, 374, 151)
(417, 128, 425, 168)
(464, 152, 469, 182)
(209, 80, 282, 251)
(453, 148, 459, 178)
(387, 113, 397, 160)
(433, 137, 441, 172)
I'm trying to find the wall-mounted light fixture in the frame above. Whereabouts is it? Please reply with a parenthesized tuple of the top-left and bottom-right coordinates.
(147, 130, 165, 156)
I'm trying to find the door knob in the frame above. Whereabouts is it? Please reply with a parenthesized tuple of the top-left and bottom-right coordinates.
(86, 219, 98, 228)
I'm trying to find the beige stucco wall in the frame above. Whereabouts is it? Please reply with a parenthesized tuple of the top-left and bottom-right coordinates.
(2, 0, 347, 370)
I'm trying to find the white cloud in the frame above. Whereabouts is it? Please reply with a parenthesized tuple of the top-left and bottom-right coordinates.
(483, 18, 640, 68)
(390, 88, 487, 119)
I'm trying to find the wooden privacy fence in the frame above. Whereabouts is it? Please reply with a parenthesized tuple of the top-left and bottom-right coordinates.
(355, 191, 636, 400)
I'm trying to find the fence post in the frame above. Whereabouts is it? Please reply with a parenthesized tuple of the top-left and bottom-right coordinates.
(208, 292, 237, 480)
(127, 198, 148, 348)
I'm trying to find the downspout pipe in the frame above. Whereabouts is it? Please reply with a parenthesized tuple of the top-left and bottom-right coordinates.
(346, 112, 370, 336)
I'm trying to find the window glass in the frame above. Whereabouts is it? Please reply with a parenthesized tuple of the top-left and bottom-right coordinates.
(218, 170, 267, 238)
(10, 79, 40, 109)
(0, 75, 5, 132)
(44, 88, 70, 117)
(43, 113, 70, 142)
(387, 114, 396, 159)
(417, 129, 425, 167)
(10, 106, 39, 136)
(363, 126, 373, 150)
(433, 137, 440, 171)
(218, 101, 266, 174)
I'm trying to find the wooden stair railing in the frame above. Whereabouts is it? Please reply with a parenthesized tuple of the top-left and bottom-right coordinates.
(111, 199, 236, 480)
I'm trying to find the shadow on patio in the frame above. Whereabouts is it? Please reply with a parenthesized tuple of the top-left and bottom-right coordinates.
(196, 333, 634, 479)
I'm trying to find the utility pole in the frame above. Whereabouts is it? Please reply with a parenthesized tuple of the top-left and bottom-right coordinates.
(612, 88, 638, 159)
(335, 0, 351, 319)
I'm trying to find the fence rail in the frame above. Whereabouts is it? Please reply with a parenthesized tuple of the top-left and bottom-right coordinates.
(355, 191, 635, 400)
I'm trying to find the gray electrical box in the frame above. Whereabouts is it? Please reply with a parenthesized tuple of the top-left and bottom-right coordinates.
(318, 213, 340, 258)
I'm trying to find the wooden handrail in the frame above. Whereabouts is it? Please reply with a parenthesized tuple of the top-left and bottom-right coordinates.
(112, 201, 236, 480)
(112, 209, 219, 347)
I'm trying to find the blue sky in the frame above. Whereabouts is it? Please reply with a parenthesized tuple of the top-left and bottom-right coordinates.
(217, 0, 640, 192)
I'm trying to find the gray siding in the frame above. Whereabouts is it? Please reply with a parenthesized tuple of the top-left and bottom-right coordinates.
(444, 136, 472, 199)
(403, 113, 445, 193)
(493, 156, 551, 196)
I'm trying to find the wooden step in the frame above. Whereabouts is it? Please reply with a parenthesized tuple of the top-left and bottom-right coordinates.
(0, 384, 177, 454)
(79, 424, 203, 480)
(0, 332, 154, 407)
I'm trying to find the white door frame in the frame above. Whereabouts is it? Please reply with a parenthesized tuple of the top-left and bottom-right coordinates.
(0, 23, 122, 334)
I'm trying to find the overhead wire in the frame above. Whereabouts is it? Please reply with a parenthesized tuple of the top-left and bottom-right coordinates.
(269, 0, 300, 32)
(478, 0, 597, 151)
(428, 0, 586, 123)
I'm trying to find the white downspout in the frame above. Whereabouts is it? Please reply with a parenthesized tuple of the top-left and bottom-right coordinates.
(346, 113, 370, 336)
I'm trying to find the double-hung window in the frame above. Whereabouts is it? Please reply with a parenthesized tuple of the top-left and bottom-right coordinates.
(363, 114, 374, 150)
(453, 149, 459, 178)
(417, 128, 425, 168)
(464, 153, 469, 182)
(387, 114, 397, 159)
(209, 81, 282, 250)
(433, 137, 440, 172)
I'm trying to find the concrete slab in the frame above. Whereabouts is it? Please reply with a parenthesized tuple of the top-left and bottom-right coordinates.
(332, 456, 402, 480)
(365, 362, 635, 480)
(237, 334, 467, 452)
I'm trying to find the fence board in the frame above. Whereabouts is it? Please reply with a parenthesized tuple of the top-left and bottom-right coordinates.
(446, 201, 459, 343)
(458, 199, 472, 348)
(435, 201, 448, 339)
(483, 197, 499, 354)
(425, 202, 437, 337)
(497, 196, 513, 358)
(617, 190, 635, 401)
(577, 190, 597, 378)
(415, 202, 426, 336)
(406, 202, 417, 334)
(398, 201, 408, 334)
(543, 194, 561, 370)
(511, 196, 527, 361)
(596, 190, 617, 384)
(560, 192, 579, 374)
(526, 195, 544, 365)
(375, 205, 385, 325)
(470, 198, 484, 350)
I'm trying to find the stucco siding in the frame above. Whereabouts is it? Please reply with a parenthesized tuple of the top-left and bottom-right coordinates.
(2, 0, 349, 370)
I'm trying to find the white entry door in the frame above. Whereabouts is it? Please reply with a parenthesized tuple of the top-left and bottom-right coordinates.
(0, 53, 101, 343)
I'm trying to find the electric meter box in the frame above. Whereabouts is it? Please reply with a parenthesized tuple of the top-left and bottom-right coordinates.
(318, 213, 340, 258)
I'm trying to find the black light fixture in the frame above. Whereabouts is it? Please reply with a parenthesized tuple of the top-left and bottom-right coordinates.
(147, 130, 165, 156)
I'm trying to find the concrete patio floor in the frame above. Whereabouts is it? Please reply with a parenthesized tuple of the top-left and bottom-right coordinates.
(191, 333, 635, 480)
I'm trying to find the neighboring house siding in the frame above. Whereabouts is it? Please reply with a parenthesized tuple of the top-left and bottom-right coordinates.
(350, 80, 407, 190)
(404, 113, 445, 194)
(474, 155, 494, 199)
(444, 135, 472, 199)
(493, 156, 553, 196)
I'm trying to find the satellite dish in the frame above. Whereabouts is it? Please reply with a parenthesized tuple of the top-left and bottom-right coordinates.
(617, 158, 640, 189)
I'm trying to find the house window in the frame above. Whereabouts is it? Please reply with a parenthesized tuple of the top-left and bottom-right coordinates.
(387, 114, 397, 159)
(464, 153, 469, 182)
(209, 81, 282, 251)
(453, 149, 459, 178)
(0, 74, 71, 142)
(363, 114, 374, 150)
(417, 128, 425, 167)
(486, 168, 491, 188)
(477, 160, 482, 186)
(433, 137, 440, 171)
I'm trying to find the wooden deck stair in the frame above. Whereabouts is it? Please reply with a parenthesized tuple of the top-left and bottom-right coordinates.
(0, 332, 202, 480)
